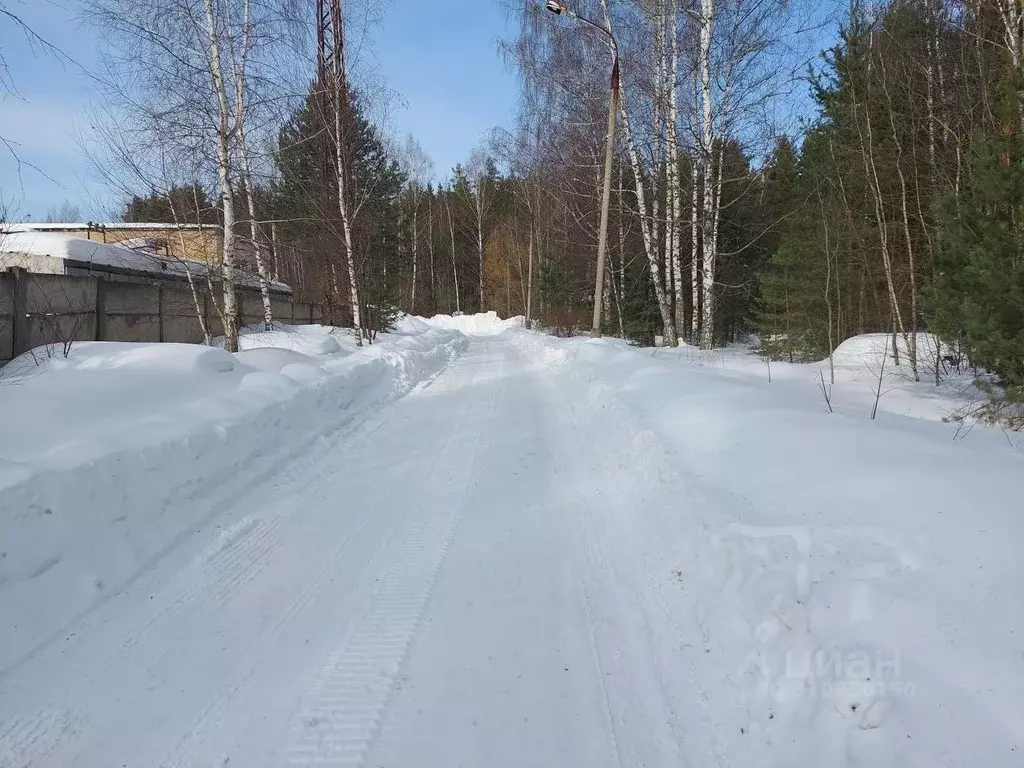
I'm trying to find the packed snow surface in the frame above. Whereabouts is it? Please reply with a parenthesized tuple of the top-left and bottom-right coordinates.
(0, 316, 1020, 767)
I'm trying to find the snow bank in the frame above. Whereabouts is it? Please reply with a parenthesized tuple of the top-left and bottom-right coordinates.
(0, 325, 466, 671)
(508, 327, 1024, 768)
(612, 332, 981, 423)
(423, 311, 524, 335)
(390, 314, 435, 335)
(231, 323, 358, 357)
(828, 332, 950, 370)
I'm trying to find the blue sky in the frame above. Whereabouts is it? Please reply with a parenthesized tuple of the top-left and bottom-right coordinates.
(0, 0, 519, 221)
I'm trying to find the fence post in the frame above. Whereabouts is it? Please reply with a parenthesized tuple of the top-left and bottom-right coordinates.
(157, 284, 165, 343)
(1, 270, 13, 359)
(10, 267, 30, 357)
(309, 303, 313, 325)
(95, 277, 107, 341)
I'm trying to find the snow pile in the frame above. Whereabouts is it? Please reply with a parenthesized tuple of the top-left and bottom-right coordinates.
(231, 323, 358, 357)
(0, 324, 466, 670)
(615, 332, 981, 423)
(828, 332, 952, 370)
(509, 327, 1024, 768)
(234, 348, 328, 384)
(424, 311, 523, 335)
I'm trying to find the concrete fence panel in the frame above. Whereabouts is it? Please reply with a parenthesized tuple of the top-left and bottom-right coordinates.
(161, 287, 207, 344)
(0, 268, 329, 363)
(105, 282, 160, 343)
(23, 272, 97, 354)
(0, 272, 14, 362)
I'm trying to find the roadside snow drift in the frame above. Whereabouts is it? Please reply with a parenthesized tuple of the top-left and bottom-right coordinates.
(422, 310, 523, 335)
(507, 328, 1024, 768)
(659, 331, 982, 423)
(0, 324, 465, 671)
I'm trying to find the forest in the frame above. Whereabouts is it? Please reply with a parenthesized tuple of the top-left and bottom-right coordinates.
(79, 0, 1024, 416)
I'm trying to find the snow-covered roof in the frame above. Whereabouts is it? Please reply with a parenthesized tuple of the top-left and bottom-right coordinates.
(6, 222, 208, 231)
(0, 230, 291, 294)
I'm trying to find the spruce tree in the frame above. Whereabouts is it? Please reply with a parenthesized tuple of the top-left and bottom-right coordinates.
(935, 128, 1024, 412)
(269, 82, 405, 327)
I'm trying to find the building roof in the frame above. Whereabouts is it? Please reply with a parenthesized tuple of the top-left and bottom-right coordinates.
(6, 222, 208, 231)
(0, 229, 291, 295)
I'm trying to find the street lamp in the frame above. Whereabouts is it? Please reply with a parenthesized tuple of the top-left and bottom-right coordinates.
(545, 0, 619, 339)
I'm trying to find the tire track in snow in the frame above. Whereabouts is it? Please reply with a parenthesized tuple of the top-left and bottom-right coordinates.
(520, 342, 696, 767)
(281, 345, 498, 768)
(121, 516, 284, 656)
(101, 374, 423, 676)
(282, 520, 456, 766)
(157, 520, 368, 768)
(123, 389, 423, 662)
(579, 579, 625, 768)
(0, 707, 77, 768)
(535, 344, 730, 767)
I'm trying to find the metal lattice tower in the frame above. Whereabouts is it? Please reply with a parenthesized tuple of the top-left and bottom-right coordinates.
(315, 0, 343, 89)
(315, 0, 344, 183)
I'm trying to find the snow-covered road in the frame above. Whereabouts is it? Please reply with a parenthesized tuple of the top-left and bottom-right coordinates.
(0, 336, 695, 767)
(5, 325, 1024, 768)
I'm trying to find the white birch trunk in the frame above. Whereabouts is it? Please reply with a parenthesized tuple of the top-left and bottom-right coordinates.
(996, 0, 1023, 126)
(427, 195, 435, 309)
(690, 149, 700, 340)
(697, 0, 717, 349)
(651, 2, 664, 285)
(242, 172, 273, 330)
(445, 192, 460, 312)
(230, 0, 272, 331)
(167, 193, 212, 345)
(476, 190, 485, 311)
(270, 221, 279, 282)
(411, 189, 419, 313)
(202, 0, 238, 352)
(237, 133, 273, 331)
(599, 0, 677, 345)
(859, 42, 906, 351)
(327, 5, 361, 335)
(667, 0, 684, 344)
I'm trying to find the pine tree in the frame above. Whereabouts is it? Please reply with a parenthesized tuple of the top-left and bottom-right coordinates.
(934, 128, 1024, 412)
(755, 136, 834, 361)
(124, 185, 218, 225)
(269, 83, 405, 328)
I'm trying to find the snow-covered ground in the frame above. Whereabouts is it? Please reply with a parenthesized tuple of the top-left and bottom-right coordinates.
(509, 328, 1024, 768)
(0, 322, 465, 676)
(658, 331, 985, 424)
(0, 315, 1020, 767)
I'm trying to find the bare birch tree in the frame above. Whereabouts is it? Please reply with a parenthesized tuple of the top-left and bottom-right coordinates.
(398, 135, 434, 314)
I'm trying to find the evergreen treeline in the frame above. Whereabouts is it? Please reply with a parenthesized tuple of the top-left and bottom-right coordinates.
(755, 0, 1023, 415)
(109, 0, 1023, 417)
